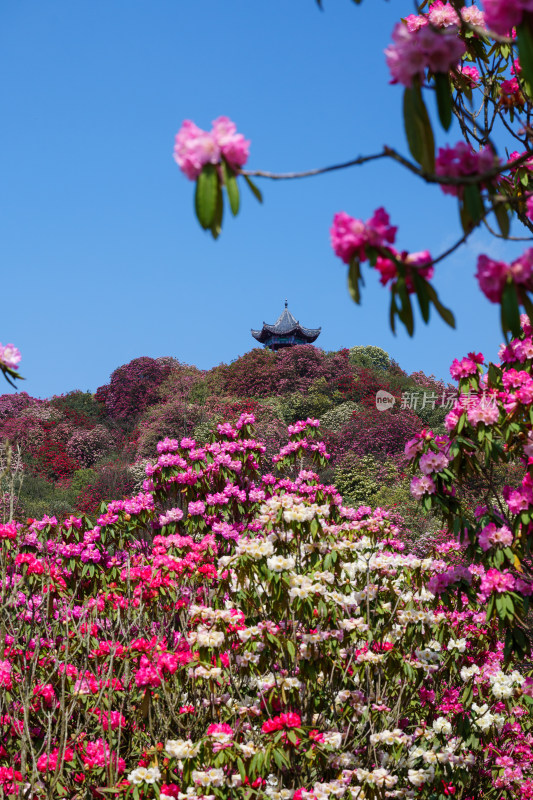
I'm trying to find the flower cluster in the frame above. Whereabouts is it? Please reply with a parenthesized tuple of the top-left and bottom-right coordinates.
(484, 0, 533, 35)
(173, 116, 250, 180)
(476, 249, 533, 302)
(435, 142, 497, 197)
(385, 21, 466, 87)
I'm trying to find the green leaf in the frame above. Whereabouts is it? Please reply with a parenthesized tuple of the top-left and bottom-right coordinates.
(412, 272, 430, 323)
(195, 164, 218, 229)
(243, 174, 263, 203)
(222, 159, 240, 216)
(389, 292, 398, 334)
(518, 23, 533, 91)
(210, 179, 224, 239)
(463, 183, 484, 224)
(348, 258, 362, 304)
(397, 280, 414, 336)
(425, 283, 456, 328)
(435, 72, 453, 131)
(494, 202, 510, 238)
(403, 83, 435, 173)
(501, 280, 521, 338)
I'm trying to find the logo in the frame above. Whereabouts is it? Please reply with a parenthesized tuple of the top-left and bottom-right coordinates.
(375, 390, 396, 412)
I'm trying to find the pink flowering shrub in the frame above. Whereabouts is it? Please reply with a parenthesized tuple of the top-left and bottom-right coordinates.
(66, 424, 116, 467)
(0, 414, 531, 797)
(408, 315, 533, 657)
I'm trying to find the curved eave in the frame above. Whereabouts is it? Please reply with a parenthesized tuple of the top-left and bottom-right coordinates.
(251, 326, 321, 344)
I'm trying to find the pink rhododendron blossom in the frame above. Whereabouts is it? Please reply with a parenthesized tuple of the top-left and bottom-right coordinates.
(427, 565, 472, 594)
(419, 451, 449, 475)
(435, 142, 497, 197)
(375, 249, 434, 290)
(461, 5, 485, 27)
(188, 500, 206, 515)
(478, 523, 514, 551)
(173, 120, 220, 180)
(456, 64, 480, 84)
(330, 208, 397, 265)
(428, 2, 460, 28)
(480, 568, 516, 594)
(450, 356, 479, 379)
(385, 22, 466, 86)
(474, 252, 533, 303)
(0, 344, 21, 371)
(467, 397, 499, 426)
(211, 116, 250, 170)
(173, 117, 249, 180)
(410, 475, 436, 499)
(483, 0, 533, 36)
(405, 14, 428, 32)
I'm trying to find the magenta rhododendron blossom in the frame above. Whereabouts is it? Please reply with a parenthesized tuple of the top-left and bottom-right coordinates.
(435, 142, 497, 197)
(449, 355, 479, 379)
(173, 117, 249, 180)
(385, 22, 466, 86)
(476, 250, 533, 303)
(484, 0, 533, 35)
(456, 63, 481, 84)
(480, 568, 516, 594)
(330, 207, 397, 264)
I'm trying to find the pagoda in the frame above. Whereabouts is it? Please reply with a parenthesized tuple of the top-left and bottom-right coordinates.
(251, 302, 321, 351)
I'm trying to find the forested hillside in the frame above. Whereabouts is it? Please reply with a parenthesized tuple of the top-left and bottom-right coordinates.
(0, 344, 463, 545)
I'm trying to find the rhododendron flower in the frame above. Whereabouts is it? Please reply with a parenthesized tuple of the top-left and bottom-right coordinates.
(173, 117, 249, 180)
(461, 5, 485, 27)
(405, 14, 428, 33)
(262, 712, 301, 732)
(410, 475, 436, 499)
(428, 2, 460, 28)
(455, 64, 480, 85)
(211, 116, 250, 170)
(435, 142, 497, 198)
(188, 500, 205, 515)
(467, 397, 499, 426)
(419, 451, 449, 474)
(483, 0, 533, 36)
(330, 208, 397, 265)
(385, 22, 466, 87)
(478, 523, 513, 551)
(480, 568, 516, 594)
(0, 343, 21, 371)
(375, 249, 434, 290)
(450, 356, 479, 379)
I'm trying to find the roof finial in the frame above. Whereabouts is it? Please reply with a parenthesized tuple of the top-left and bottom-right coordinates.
(284, 299, 288, 308)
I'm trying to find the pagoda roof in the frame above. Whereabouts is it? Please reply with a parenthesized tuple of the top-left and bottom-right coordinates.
(251, 303, 321, 344)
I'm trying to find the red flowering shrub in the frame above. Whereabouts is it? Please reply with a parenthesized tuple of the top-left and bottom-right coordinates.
(329, 404, 423, 461)
(95, 357, 172, 421)
(218, 345, 354, 398)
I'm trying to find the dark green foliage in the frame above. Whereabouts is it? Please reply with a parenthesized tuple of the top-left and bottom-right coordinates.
(50, 391, 103, 423)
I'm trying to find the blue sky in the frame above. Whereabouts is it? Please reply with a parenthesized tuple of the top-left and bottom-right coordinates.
(0, 0, 525, 398)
